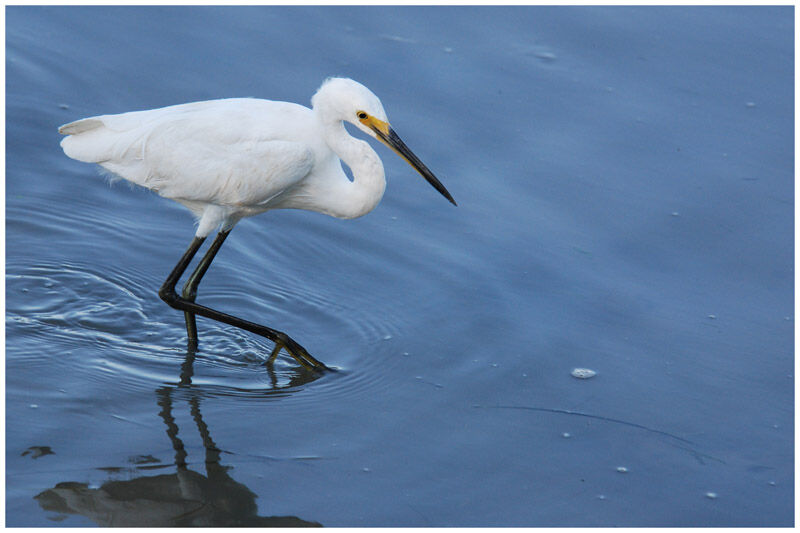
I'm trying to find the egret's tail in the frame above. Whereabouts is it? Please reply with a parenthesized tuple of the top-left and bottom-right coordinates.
(58, 118, 104, 136)
(58, 111, 153, 173)
(58, 117, 116, 164)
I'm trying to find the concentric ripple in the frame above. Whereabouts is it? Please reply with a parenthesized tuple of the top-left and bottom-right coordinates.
(6, 241, 416, 404)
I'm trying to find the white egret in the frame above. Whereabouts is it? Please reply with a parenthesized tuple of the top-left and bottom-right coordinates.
(58, 77, 455, 371)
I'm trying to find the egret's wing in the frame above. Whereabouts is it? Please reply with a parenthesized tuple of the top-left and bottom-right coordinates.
(62, 99, 317, 208)
(126, 131, 314, 208)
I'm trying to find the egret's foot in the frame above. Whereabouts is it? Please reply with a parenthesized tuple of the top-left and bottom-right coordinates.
(159, 232, 333, 373)
(267, 334, 330, 372)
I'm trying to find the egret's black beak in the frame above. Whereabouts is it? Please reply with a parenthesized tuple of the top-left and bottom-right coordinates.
(369, 122, 457, 206)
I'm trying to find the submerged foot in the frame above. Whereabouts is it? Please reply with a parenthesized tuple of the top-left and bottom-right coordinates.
(267, 334, 330, 372)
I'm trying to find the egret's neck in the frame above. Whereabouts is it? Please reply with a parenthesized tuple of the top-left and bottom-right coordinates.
(321, 120, 386, 219)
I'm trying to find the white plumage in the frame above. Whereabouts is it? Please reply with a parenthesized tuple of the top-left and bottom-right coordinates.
(60, 77, 453, 236)
(57, 77, 454, 369)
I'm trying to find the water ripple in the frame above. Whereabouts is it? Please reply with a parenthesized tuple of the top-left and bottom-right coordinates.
(7, 248, 411, 406)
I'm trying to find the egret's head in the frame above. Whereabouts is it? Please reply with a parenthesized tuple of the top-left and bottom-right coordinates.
(312, 77, 389, 137)
(312, 77, 456, 206)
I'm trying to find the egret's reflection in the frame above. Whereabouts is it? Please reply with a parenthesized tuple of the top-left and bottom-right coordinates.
(35, 349, 324, 526)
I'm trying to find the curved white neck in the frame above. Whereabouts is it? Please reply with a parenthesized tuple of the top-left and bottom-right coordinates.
(320, 120, 386, 219)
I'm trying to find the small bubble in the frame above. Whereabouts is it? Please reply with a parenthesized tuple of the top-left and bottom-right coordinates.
(443, 47, 453, 53)
(571, 368, 596, 379)
(536, 51, 557, 62)
(59, 103, 70, 109)
(707, 314, 716, 320)
(616, 466, 628, 473)
(597, 494, 606, 500)
(402, 352, 409, 357)
(671, 211, 680, 217)
(705, 492, 718, 499)
(745, 102, 756, 108)
(522, 373, 528, 377)
(562, 432, 571, 438)
(362, 467, 371, 473)
(383, 334, 392, 341)
(784, 316, 791, 321)
(29, 404, 38, 409)
(768, 481, 776, 486)
(491, 363, 499, 368)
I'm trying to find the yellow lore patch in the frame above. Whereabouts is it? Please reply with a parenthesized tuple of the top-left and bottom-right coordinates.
(357, 112, 391, 137)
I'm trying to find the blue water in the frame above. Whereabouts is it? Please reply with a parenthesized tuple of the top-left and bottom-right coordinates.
(6, 6, 794, 526)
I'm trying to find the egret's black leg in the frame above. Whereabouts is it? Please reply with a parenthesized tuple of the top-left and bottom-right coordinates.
(181, 230, 231, 345)
(158, 232, 329, 371)
(159, 236, 207, 298)
(179, 346, 197, 387)
(159, 235, 206, 350)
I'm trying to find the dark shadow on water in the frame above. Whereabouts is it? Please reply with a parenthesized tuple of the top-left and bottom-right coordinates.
(34, 348, 324, 527)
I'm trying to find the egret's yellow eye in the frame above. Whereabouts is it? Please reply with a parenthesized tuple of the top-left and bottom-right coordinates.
(357, 111, 368, 120)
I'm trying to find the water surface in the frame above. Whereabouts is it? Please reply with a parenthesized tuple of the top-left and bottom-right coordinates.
(6, 6, 794, 526)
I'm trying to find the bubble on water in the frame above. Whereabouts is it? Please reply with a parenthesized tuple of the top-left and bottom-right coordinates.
(382, 334, 392, 340)
(562, 432, 571, 438)
(380, 34, 416, 44)
(571, 368, 596, 379)
(705, 492, 718, 499)
(362, 467, 371, 473)
(745, 102, 756, 108)
(59, 103, 70, 110)
(768, 481, 776, 486)
(29, 404, 38, 409)
(671, 211, 680, 217)
(597, 494, 606, 500)
(616, 466, 628, 473)
(707, 314, 717, 319)
(443, 47, 453, 53)
(536, 51, 557, 62)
